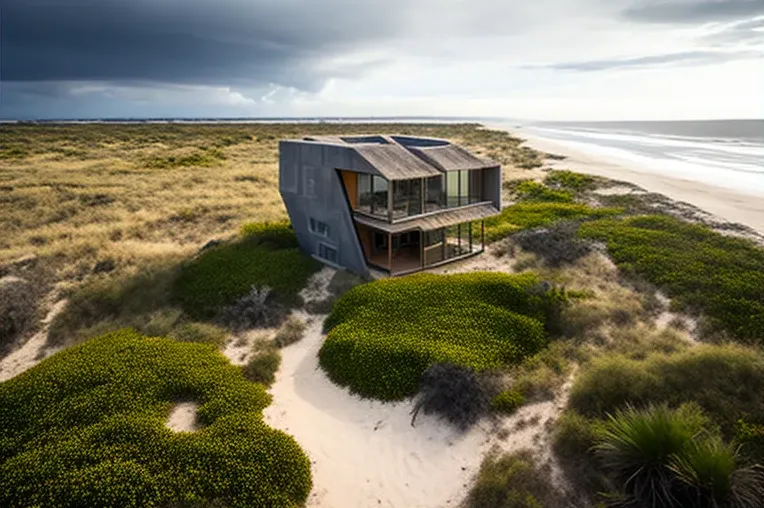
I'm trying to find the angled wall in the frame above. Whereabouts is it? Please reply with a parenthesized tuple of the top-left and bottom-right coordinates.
(279, 140, 377, 277)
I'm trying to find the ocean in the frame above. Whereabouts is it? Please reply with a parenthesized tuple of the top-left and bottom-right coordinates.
(517, 119, 764, 196)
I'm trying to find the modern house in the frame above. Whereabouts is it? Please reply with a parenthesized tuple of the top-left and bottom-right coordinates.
(279, 135, 501, 277)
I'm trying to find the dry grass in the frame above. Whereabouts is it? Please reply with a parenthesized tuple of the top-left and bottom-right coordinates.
(0, 123, 541, 283)
(0, 123, 546, 348)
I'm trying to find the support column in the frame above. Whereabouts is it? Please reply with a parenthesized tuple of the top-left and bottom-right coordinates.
(388, 233, 393, 273)
(420, 231, 425, 269)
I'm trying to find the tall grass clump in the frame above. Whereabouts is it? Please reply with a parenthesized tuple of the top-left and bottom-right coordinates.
(0, 329, 311, 507)
(485, 203, 621, 242)
(319, 272, 566, 401)
(579, 215, 764, 343)
(594, 404, 764, 508)
(174, 229, 318, 320)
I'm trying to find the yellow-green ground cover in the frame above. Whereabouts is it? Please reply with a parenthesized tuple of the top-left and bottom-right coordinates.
(0, 330, 311, 507)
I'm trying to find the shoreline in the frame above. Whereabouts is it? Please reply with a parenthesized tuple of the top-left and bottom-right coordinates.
(485, 124, 764, 237)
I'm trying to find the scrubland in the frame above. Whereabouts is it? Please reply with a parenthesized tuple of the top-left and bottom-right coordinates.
(1, 123, 763, 508)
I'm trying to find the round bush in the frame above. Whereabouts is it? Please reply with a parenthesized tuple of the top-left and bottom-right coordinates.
(0, 330, 311, 507)
(319, 272, 557, 401)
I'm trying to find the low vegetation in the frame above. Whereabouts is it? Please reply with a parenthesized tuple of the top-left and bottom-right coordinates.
(411, 363, 491, 430)
(491, 390, 525, 415)
(579, 215, 764, 343)
(484, 203, 621, 242)
(243, 342, 282, 387)
(553, 344, 764, 505)
(464, 450, 565, 508)
(174, 232, 319, 321)
(273, 316, 307, 348)
(319, 272, 566, 401)
(505, 180, 574, 203)
(569, 345, 764, 444)
(0, 329, 311, 507)
(544, 170, 597, 193)
(594, 404, 764, 508)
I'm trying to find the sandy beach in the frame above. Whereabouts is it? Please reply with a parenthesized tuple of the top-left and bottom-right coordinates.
(488, 125, 764, 237)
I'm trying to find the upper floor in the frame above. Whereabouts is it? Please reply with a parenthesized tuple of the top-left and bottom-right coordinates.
(279, 134, 501, 224)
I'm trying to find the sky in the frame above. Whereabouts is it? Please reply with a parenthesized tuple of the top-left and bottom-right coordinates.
(1, 0, 763, 120)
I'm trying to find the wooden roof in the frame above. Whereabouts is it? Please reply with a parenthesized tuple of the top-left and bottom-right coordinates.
(354, 144, 442, 179)
(353, 202, 499, 233)
(407, 144, 497, 172)
(294, 134, 496, 180)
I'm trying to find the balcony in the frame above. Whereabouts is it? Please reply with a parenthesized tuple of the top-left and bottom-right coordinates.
(353, 169, 486, 223)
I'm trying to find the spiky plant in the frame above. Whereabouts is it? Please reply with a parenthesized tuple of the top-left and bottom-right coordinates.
(669, 437, 764, 508)
(594, 404, 707, 507)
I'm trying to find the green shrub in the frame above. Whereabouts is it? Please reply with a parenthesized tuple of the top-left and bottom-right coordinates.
(485, 203, 621, 242)
(464, 450, 564, 508)
(511, 180, 573, 203)
(240, 221, 298, 249)
(544, 170, 596, 192)
(579, 215, 764, 343)
(319, 272, 561, 400)
(273, 317, 307, 348)
(0, 330, 311, 507)
(174, 238, 319, 320)
(492, 390, 525, 415)
(243, 347, 281, 387)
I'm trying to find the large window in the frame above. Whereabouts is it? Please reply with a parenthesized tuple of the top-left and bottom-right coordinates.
(358, 174, 372, 213)
(392, 179, 423, 219)
(357, 174, 389, 218)
(459, 171, 469, 206)
(447, 172, 460, 208)
(425, 176, 445, 212)
(469, 170, 483, 204)
(372, 176, 389, 217)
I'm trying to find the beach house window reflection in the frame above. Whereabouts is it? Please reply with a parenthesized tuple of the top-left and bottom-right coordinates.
(459, 170, 469, 206)
(392, 179, 423, 219)
(358, 174, 372, 213)
(447, 172, 460, 208)
(426, 175, 445, 212)
(372, 176, 389, 217)
(469, 170, 483, 204)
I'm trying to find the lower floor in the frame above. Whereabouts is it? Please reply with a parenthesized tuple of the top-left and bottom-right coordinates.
(355, 220, 485, 275)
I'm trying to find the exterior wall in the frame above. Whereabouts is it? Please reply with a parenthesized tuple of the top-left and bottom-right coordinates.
(482, 167, 502, 208)
(279, 140, 379, 278)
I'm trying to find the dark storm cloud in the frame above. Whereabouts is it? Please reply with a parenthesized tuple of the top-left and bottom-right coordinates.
(528, 49, 761, 71)
(1, 0, 401, 90)
(623, 0, 764, 24)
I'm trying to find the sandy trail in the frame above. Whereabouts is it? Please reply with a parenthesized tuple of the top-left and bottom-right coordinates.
(263, 307, 572, 508)
(0, 299, 66, 382)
